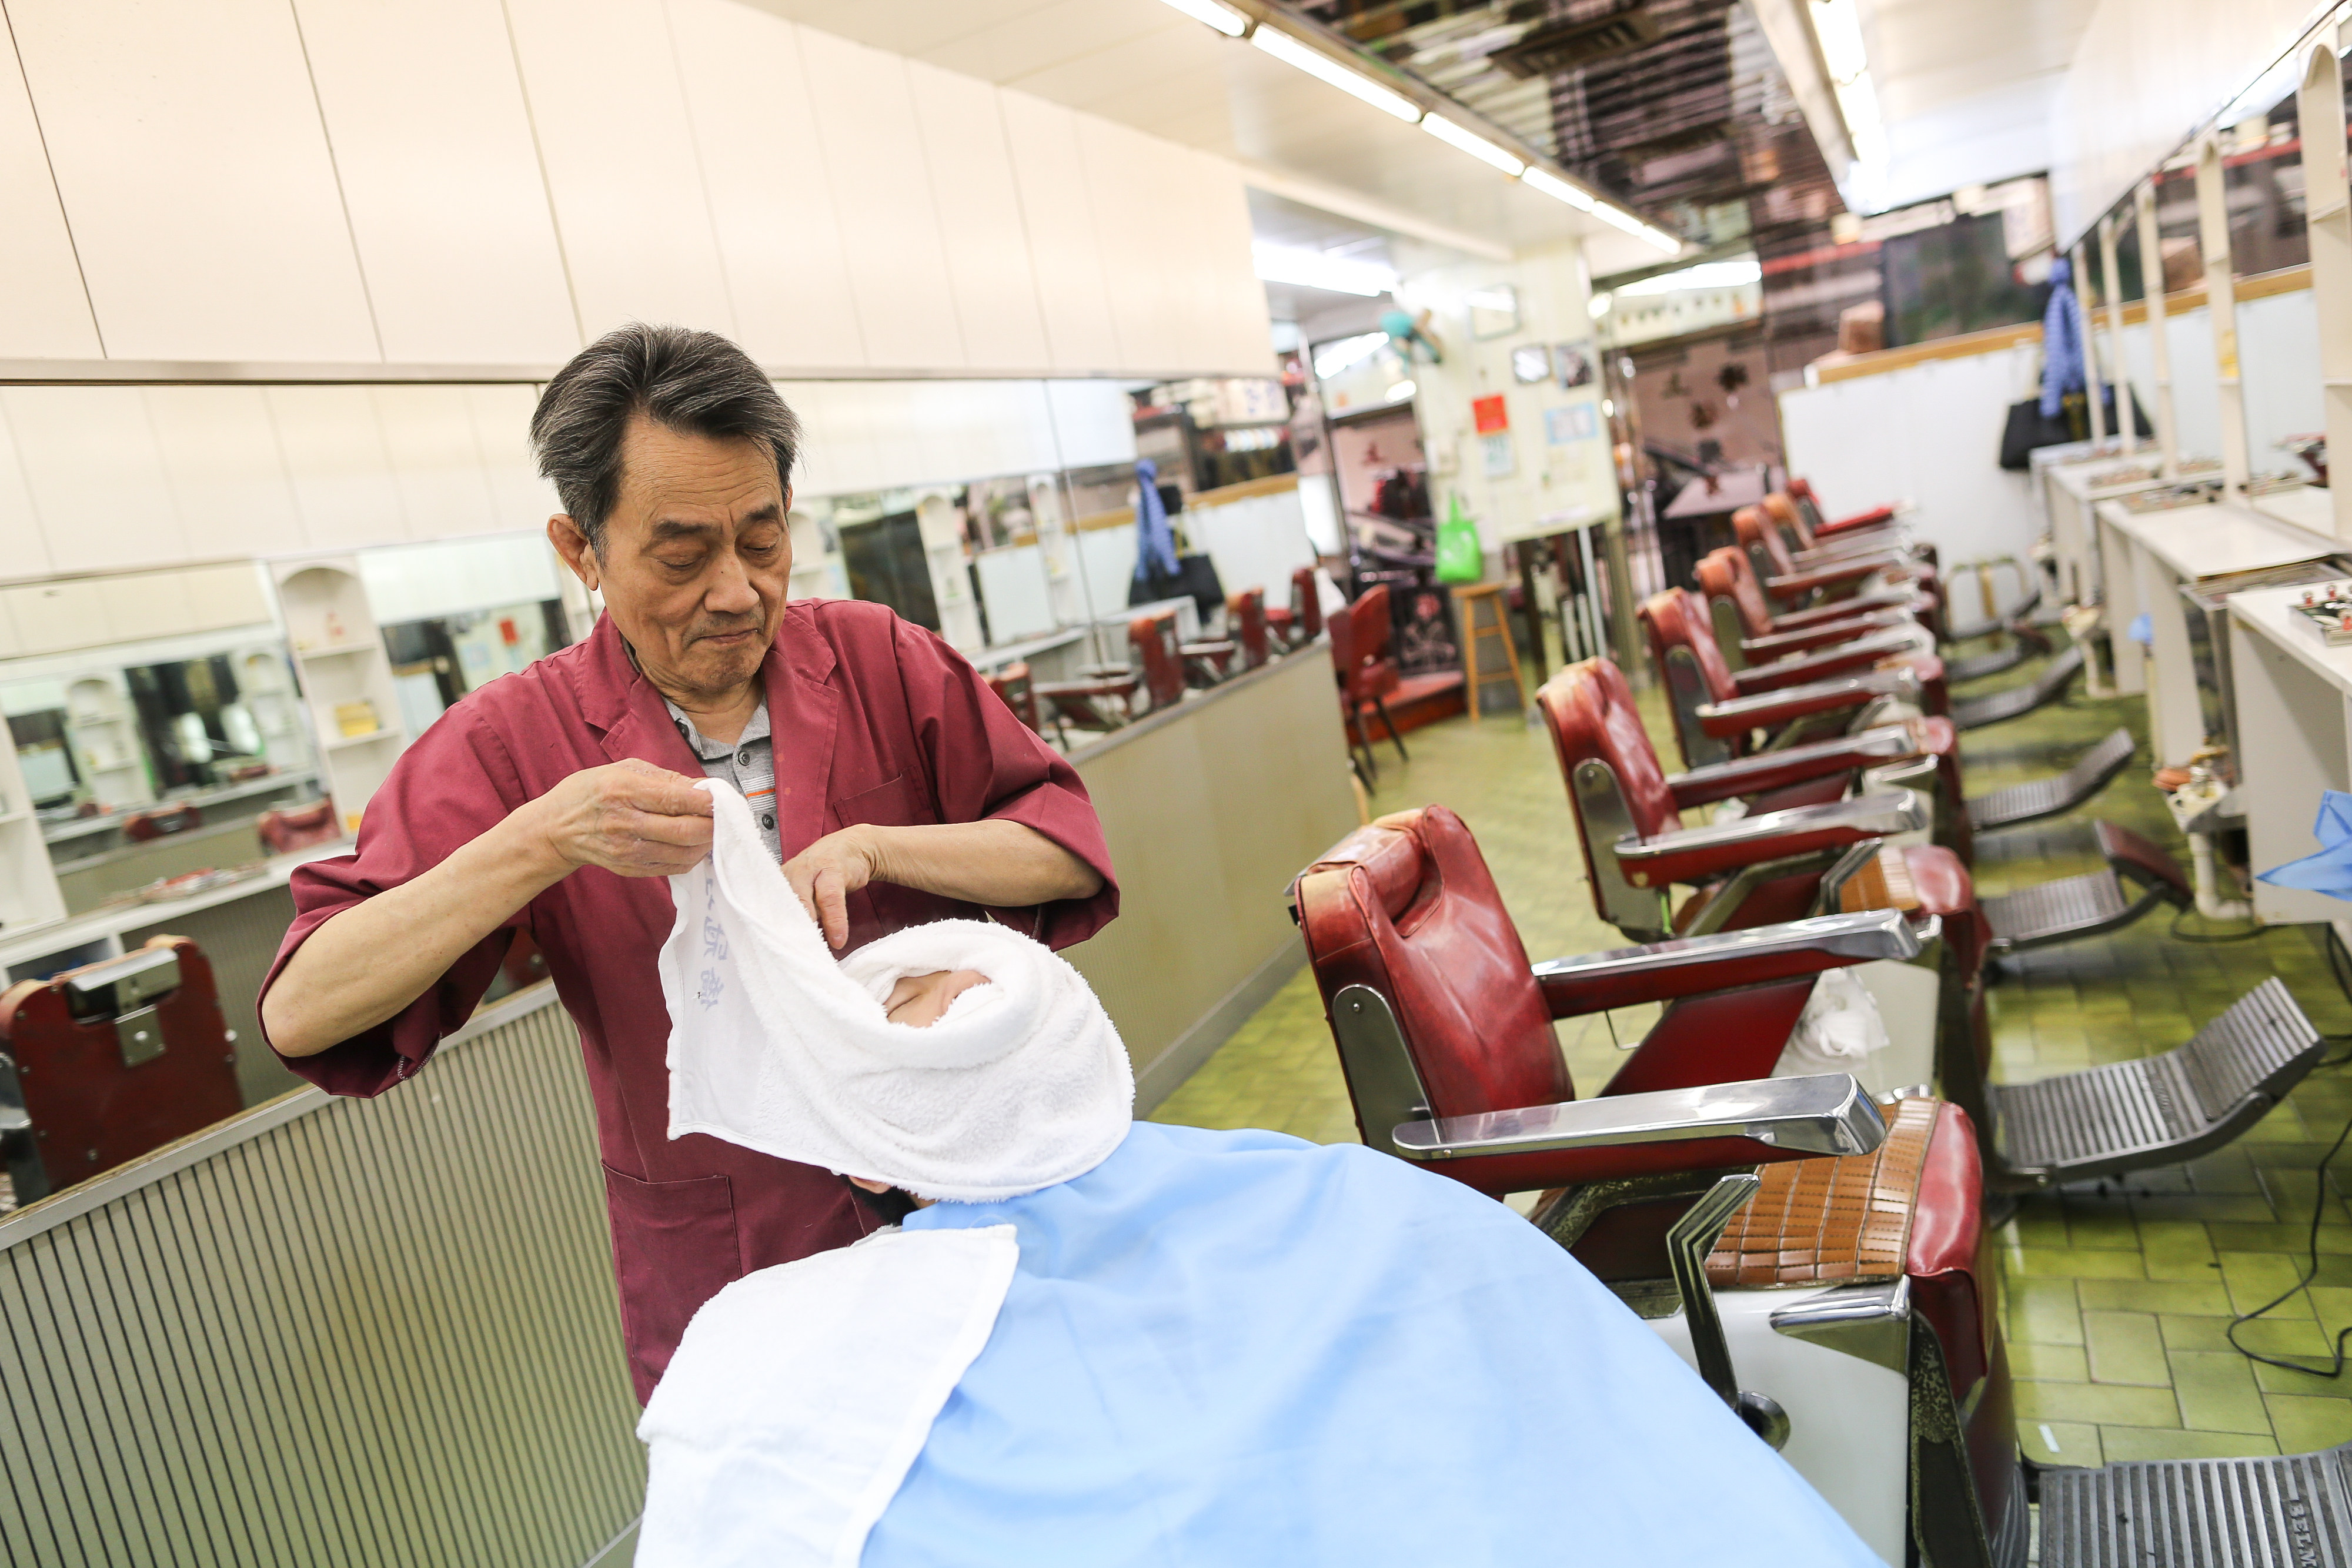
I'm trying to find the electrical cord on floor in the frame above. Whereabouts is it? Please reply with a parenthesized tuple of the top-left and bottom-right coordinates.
(2166, 907, 2266, 944)
(2228, 1106, 2352, 1378)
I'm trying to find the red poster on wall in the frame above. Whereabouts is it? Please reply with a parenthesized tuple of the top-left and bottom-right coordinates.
(1471, 393, 1509, 433)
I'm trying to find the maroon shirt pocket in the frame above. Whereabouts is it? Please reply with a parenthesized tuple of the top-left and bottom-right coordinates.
(601, 1163, 740, 1403)
(830, 771, 946, 938)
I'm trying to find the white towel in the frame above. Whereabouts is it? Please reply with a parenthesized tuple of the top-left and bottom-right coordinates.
(659, 778, 1134, 1201)
(634, 1223, 1020, 1568)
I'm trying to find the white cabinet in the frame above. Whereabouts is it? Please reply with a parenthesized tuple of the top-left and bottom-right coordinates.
(797, 29, 968, 372)
(502, 0, 736, 340)
(908, 62, 1051, 374)
(998, 92, 1121, 373)
(6, 0, 379, 363)
(0, 717, 67, 941)
(0, 30, 99, 358)
(666, 0, 866, 371)
(292, 0, 580, 366)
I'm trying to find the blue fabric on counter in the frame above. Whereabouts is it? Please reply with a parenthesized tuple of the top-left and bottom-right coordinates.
(2040, 256, 2087, 420)
(2259, 790, 2352, 900)
(2129, 611, 2153, 647)
(870, 1121, 1879, 1567)
(1131, 458, 1180, 582)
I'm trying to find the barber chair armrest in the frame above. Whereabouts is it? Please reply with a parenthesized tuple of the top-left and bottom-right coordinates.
(1694, 667, 1918, 737)
(1764, 553, 1909, 597)
(1612, 790, 1928, 885)
(1034, 674, 1139, 700)
(1741, 610, 1912, 658)
(1818, 504, 1901, 535)
(1393, 1074, 1887, 1174)
(1790, 529, 1919, 564)
(1766, 590, 1929, 630)
(1664, 723, 1923, 807)
(1532, 909, 1922, 1016)
(1179, 638, 1235, 657)
(1729, 630, 1919, 693)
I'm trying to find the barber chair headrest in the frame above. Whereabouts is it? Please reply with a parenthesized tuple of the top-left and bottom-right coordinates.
(1291, 566, 1322, 637)
(257, 797, 342, 855)
(1638, 589, 1737, 704)
(123, 804, 202, 842)
(1534, 659, 1681, 844)
(1294, 805, 1571, 1126)
(1696, 549, 1775, 638)
(1733, 506, 1799, 579)
(1761, 491, 1813, 551)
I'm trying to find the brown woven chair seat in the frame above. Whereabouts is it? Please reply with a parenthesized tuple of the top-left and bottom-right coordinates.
(1705, 1096, 1937, 1288)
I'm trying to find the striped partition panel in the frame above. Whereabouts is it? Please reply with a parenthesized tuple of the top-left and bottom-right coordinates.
(0, 987, 644, 1567)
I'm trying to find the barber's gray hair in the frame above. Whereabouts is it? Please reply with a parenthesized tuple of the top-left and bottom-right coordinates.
(530, 323, 800, 556)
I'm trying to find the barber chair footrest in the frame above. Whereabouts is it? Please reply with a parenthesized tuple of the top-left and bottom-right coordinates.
(1989, 978, 2322, 1186)
(1942, 643, 2029, 684)
(1950, 646, 2084, 730)
(1983, 868, 2160, 957)
(2040, 1442, 2352, 1565)
(1966, 729, 2137, 834)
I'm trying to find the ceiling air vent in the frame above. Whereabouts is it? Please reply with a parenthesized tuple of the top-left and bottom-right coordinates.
(1491, 7, 1663, 78)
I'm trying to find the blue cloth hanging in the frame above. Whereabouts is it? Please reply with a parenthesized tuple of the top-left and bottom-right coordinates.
(1131, 459, 1180, 583)
(2257, 790, 2352, 900)
(2040, 256, 2087, 420)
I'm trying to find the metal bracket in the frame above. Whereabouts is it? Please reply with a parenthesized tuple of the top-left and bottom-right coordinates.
(1326, 984, 1431, 1161)
(1667, 1171, 1792, 1450)
(1662, 646, 1730, 767)
(1571, 758, 1669, 940)
(115, 1007, 165, 1068)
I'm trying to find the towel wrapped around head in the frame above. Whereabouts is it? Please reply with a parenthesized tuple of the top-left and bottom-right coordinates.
(658, 778, 1134, 1202)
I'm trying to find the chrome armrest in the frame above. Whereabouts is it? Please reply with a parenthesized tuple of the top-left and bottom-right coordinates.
(1613, 790, 1928, 865)
(1531, 909, 1919, 990)
(1665, 724, 1919, 794)
(1393, 1073, 1887, 1161)
(1695, 666, 1918, 724)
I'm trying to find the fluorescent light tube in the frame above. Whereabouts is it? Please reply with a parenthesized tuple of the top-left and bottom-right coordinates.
(1590, 202, 1683, 255)
(1422, 113, 1525, 176)
(1522, 166, 1596, 210)
(1251, 26, 1423, 122)
(1150, 0, 1250, 37)
(1254, 242, 1399, 298)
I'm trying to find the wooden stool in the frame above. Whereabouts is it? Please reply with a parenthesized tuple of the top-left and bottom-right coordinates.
(1453, 583, 1524, 724)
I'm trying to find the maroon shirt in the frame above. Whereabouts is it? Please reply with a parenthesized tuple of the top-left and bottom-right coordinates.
(261, 602, 1118, 1401)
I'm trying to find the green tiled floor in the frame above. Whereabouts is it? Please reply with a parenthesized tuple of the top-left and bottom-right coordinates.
(1150, 644, 2352, 1470)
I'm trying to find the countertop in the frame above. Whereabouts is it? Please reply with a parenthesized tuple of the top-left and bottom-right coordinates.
(2103, 497, 2338, 581)
(0, 840, 349, 971)
(2227, 583, 2352, 698)
(2248, 484, 2338, 539)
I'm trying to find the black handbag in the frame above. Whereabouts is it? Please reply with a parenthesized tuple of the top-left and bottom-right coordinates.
(1129, 553, 1225, 623)
(1999, 399, 2073, 470)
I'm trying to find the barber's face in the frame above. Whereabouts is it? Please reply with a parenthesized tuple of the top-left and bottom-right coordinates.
(553, 413, 791, 701)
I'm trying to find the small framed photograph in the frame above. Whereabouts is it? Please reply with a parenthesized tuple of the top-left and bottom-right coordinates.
(1511, 344, 1552, 384)
(1553, 342, 1596, 389)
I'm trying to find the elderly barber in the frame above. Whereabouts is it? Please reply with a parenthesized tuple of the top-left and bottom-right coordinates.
(260, 325, 1116, 1402)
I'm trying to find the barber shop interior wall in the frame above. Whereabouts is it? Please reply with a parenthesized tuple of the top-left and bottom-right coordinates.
(1390, 240, 1620, 556)
(0, 0, 1272, 379)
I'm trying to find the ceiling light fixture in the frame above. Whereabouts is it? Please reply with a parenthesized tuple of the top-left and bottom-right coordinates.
(1254, 242, 1400, 297)
(1808, 0, 1886, 209)
(1422, 113, 1525, 176)
(1521, 166, 1596, 211)
(1588, 201, 1683, 254)
(1615, 258, 1761, 296)
(1149, 0, 1250, 38)
(1250, 25, 1424, 123)
(1314, 330, 1391, 380)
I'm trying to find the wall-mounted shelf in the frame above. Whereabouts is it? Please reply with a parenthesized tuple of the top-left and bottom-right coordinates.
(270, 554, 411, 830)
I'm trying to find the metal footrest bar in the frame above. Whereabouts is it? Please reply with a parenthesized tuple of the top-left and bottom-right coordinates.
(1982, 868, 2157, 956)
(1942, 643, 2029, 684)
(1951, 645, 2083, 730)
(1965, 728, 2136, 834)
(1990, 979, 2322, 1186)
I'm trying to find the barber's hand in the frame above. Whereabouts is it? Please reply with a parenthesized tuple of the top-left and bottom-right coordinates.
(527, 759, 714, 877)
(783, 827, 882, 950)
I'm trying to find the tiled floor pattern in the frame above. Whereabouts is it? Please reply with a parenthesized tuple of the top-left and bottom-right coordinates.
(1149, 643, 2352, 1470)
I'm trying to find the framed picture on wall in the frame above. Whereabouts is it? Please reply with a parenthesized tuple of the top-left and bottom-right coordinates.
(1511, 344, 1552, 383)
(1553, 341, 1596, 389)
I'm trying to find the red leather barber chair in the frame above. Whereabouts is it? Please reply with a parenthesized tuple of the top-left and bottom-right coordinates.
(123, 803, 203, 842)
(1291, 806, 2019, 1567)
(1785, 480, 2046, 645)
(256, 796, 342, 855)
(1535, 657, 2321, 1194)
(1263, 566, 1322, 651)
(1225, 587, 1271, 673)
(1762, 491, 1934, 573)
(985, 661, 1065, 748)
(1035, 612, 1187, 733)
(1734, 504, 1943, 637)
(1333, 585, 1408, 785)
(0, 937, 243, 1204)
(1786, 476, 1903, 543)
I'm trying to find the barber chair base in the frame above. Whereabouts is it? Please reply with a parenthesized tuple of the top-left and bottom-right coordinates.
(1988, 978, 2323, 1191)
(1966, 728, 2136, 834)
(1649, 1283, 1912, 1565)
(1952, 646, 2084, 731)
(2039, 1444, 2352, 1566)
(1943, 583, 2044, 644)
(1980, 821, 2191, 958)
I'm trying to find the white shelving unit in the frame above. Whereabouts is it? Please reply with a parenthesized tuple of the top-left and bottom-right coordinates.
(270, 554, 410, 833)
(0, 715, 67, 944)
(61, 672, 155, 810)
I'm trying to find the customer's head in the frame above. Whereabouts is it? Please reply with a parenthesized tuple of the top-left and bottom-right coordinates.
(533, 324, 801, 703)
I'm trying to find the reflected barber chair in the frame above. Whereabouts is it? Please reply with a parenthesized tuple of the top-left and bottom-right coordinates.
(1332, 585, 1409, 785)
(123, 803, 203, 842)
(1535, 657, 2323, 1193)
(1786, 476, 1905, 544)
(1035, 613, 1187, 734)
(1733, 504, 1942, 637)
(1783, 479, 2044, 648)
(1290, 805, 2021, 1567)
(1263, 566, 1322, 651)
(257, 797, 342, 855)
(1225, 587, 1271, 673)
(984, 661, 1065, 747)
(0, 937, 243, 1204)
(1699, 544, 2084, 735)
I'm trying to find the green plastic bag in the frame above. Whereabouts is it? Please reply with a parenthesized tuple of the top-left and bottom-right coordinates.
(1434, 493, 1483, 584)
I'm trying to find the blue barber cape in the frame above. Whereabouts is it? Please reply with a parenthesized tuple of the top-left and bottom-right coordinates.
(871, 1121, 1877, 1567)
